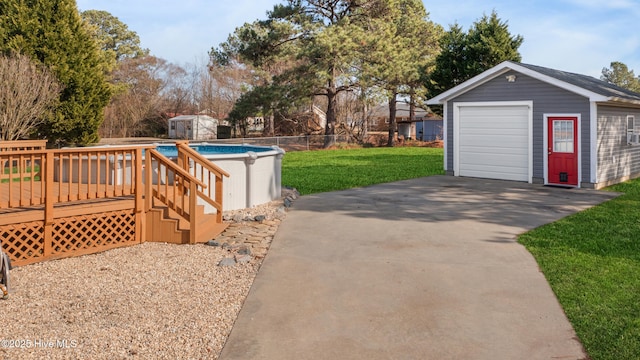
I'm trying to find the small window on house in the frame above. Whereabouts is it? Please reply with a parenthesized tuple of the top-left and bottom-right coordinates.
(553, 120, 574, 153)
(627, 115, 639, 145)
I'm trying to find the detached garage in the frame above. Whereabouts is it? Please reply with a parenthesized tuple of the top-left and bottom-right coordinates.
(427, 61, 640, 189)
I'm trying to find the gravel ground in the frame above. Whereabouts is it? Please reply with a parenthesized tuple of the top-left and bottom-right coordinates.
(0, 192, 298, 360)
(0, 243, 257, 359)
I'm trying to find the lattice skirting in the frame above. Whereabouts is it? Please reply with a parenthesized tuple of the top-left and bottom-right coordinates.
(0, 221, 44, 264)
(1, 210, 139, 266)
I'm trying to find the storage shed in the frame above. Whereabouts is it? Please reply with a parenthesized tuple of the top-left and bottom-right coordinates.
(168, 115, 219, 140)
(427, 61, 640, 189)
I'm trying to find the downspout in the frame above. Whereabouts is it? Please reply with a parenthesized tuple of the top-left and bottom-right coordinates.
(590, 101, 598, 186)
(443, 102, 448, 172)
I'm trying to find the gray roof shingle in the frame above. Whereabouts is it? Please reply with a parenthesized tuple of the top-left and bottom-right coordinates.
(516, 62, 640, 102)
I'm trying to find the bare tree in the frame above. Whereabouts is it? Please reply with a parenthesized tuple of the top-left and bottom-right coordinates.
(100, 56, 175, 138)
(0, 54, 61, 141)
(163, 63, 194, 116)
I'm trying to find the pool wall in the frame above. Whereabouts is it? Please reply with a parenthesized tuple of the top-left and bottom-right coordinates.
(65, 143, 285, 212)
(191, 145, 285, 212)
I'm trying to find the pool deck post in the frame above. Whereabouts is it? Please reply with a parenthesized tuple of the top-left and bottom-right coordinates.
(244, 151, 258, 209)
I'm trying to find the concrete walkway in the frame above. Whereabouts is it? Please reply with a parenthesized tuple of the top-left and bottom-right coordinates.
(220, 176, 618, 360)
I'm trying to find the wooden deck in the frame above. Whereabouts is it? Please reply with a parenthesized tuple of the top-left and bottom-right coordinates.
(0, 142, 229, 267)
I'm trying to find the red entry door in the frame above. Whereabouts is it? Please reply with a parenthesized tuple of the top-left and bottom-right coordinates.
(548, 117, 578, 186)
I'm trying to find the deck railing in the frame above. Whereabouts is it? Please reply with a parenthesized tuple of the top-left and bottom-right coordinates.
(0, 140, 47, 188)
(0, 147, 146, 209)
(0, 140, 47, 152)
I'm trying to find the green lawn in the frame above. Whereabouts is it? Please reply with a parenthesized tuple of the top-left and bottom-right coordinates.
(281, 147, 444, 194)
(519, 180, 640, 360)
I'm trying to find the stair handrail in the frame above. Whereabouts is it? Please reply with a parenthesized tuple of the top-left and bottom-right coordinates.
(146, 149, 207, 190)
(145, 148, 207, 243)
(175, 142, 229, 222)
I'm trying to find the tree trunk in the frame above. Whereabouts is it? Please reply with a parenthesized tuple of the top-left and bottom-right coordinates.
(240, 120, 247, 137)
(409, 90, 416, 122)
(387, 93, 397, 147)
(323, 89, 338, 148)
(263, 112, 275, 137)
(270, 113, 275, 137)
(362, 101, 369, 142)
(409, 90, 416, 140)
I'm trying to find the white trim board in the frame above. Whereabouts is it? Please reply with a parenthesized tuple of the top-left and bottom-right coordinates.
(543, 113, 582, 188)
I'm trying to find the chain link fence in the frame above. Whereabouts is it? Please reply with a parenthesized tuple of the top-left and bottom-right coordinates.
(98, 135, 356, 152)
(204, 135, 354, 152)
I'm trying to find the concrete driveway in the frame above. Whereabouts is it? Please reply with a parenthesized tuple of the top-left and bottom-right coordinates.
(220, 176, 618, 360)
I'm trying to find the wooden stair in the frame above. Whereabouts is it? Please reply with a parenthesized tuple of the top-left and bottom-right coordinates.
(145, 199, 228, 244)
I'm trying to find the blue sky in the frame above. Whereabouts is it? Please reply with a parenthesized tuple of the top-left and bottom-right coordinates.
(75, 0, 640, 78)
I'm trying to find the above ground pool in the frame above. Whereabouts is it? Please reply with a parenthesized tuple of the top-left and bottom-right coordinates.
(155, 143, 285, 212)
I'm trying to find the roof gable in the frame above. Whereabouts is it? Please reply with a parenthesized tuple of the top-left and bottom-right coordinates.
(427, 61, 640, 106)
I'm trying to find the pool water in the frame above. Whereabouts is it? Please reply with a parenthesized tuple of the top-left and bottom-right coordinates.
(155, 144, 272, 158)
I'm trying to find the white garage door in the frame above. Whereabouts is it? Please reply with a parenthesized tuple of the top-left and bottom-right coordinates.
(456, 103, 531, 182)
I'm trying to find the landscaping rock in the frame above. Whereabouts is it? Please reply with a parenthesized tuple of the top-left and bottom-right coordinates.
(235, 255, 252, 264)
(237, 246, 251, 255)
(205, 240, 220, 247)
(254, 215, 266, 222)
(218, 258, 236, 267)
(222, 243, 239, 250)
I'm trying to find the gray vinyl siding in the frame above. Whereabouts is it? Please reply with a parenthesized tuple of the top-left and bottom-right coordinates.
(445, 70, 591, 182)
(597, 105, 640, 184)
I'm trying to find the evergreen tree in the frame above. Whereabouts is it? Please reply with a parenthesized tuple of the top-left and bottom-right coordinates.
(601, 61, 640, 92)
(428, 11, 523, 96)
(0, 0, 112, 145)
(466, 11, 523, 76)
(215, 0, 443, 147)
(81, 9, 148, 72)
(360, 0, 442, 146)
(213, 1, 366, 147)
(426, 23, 467, 95)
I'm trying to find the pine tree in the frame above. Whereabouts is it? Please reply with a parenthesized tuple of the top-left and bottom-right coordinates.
(601, 61, 640, 92)
(0, 0, 112, 145)
(427, 11, 523, 96)
(426, 23, 467, 95)
(466, 11, 523, 76)
(360, 0, 442, 146)
(213, 1, 366, 147)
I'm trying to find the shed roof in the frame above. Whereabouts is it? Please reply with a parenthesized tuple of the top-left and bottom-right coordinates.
(427, 61, 640, 106)
(168, 115, 218, 122)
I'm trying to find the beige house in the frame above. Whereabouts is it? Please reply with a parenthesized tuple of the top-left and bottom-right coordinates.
(168, 115, 219, 140)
